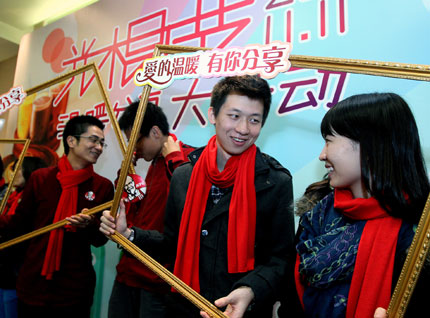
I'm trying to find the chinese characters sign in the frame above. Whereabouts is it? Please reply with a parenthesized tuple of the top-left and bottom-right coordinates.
(0, 87, 26, 115)
(134, 42, 292, 89)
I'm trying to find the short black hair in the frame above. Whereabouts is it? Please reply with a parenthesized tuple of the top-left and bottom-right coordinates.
(62, 115, 105, 154)
(12, 156, 48, 182)
(22, 157, 48, 181)
(321, 92, 429, 223)
(210, 75, 272, 126)
(118, 101, 169, 137)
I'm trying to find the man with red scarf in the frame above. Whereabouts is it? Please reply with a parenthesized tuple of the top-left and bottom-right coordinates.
(108, 101, 194, 318)
(0, 115, 114, 317)
(100, 75, 295, 318)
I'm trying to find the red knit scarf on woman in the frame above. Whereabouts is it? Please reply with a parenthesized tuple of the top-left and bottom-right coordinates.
(173, 135, 257, 293)
(41, 155, 94, 279)
(334, 189, 402, 318)
(6, 190, 23, 215)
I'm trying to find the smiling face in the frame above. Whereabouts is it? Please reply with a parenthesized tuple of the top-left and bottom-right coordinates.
(67, 125, 104, 170)
(319, 132, 365, 198)
(13, 167, 25, 188)
(209, 94, 264, 171)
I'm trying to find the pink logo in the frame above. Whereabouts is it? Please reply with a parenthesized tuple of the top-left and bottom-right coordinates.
(42, 28, 75, 73)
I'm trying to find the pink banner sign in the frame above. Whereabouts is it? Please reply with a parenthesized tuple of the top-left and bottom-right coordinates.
(134, 41, 292, 89)
(0, 86, 26, 115)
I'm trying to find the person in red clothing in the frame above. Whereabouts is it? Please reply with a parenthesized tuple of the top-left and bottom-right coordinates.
(0, 157, 7, 202)
(108, 101, 194, 318)
(0, 156, 47, 318)
(5, 157, 48, 216)
(0, 115, 114, 318)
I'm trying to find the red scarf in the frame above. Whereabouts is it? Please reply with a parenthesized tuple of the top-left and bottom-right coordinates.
(41, 155, 94, 279)
(6, 190, 23, 215)
(173, 135, 257, 292)
(169, 133, 178, 142)
(334, 189, 402, 318)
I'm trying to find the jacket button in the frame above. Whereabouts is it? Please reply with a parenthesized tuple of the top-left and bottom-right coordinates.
(266, 180, 271, 184)
(201, 229, 208, 236)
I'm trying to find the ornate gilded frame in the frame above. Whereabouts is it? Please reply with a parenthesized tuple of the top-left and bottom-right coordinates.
(110, 44, 430, 317)
(0, 138, 30, 215)
(387, 195, 430, 317)
(288, 55, 430, 318)
(0, 62, 138, 249)
(2, 47, 428, 317)
(24, 62, 128, 156)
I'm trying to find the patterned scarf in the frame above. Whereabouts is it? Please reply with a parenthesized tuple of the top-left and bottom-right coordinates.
(173, 135, 257, 293)
(297, 189, 402, 317)
(41, 155, 94, 279)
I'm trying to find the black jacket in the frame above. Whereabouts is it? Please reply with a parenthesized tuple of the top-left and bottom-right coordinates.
(133, 146, 295, 317)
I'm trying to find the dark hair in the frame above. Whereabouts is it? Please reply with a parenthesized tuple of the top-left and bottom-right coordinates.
(21, 157, 48, 181)
(12, 156, 48, 187)
(210, 75, 272, 126)
(321, 92, 430, 223)
(62, 115, 105, 154)
(118, 101, 169, 137)
(296, 175, 332, 217)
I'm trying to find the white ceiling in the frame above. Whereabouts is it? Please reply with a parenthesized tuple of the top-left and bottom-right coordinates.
(0, 0, 98, 62)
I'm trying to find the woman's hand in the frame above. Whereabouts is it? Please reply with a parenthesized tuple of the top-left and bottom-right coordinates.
(374, 307, 388, 318)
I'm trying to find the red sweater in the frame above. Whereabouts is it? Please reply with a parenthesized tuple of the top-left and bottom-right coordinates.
(0, 165, 114, 306)
(115, 142, 194, 292)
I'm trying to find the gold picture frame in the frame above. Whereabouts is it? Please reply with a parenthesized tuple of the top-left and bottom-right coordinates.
(3, 46, 428, 317)
(24, 62, 128, 157)
(0, 138, 30, 215)
(108, 44, 229, 318)
(110, 44, 430, 318)
(0, 62, 138, 250)
(288, 54, 430, 318)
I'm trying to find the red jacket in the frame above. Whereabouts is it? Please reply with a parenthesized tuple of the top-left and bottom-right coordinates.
(0, 165, 114, 306)
(115, 142, 194, 292)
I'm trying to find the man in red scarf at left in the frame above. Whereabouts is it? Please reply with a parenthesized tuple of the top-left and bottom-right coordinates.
(0, 115, 114, 318)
